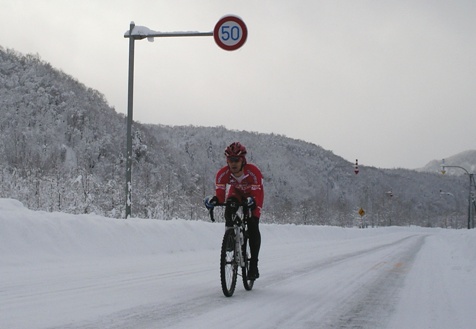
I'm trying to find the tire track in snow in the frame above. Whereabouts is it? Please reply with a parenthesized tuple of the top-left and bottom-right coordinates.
(315, 234, 427, 329)
(51, 234, 427, 329)
(234, 234, 428, 329)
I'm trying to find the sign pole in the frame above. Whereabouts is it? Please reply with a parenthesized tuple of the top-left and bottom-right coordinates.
(123, 16, 247, 218)
(125, 22, 135, 219)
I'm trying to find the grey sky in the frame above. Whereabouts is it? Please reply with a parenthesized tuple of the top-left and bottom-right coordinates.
(1, 0, 475, 169)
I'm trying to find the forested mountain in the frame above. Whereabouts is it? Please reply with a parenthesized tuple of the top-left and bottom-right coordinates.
(0, 47, 470, 228)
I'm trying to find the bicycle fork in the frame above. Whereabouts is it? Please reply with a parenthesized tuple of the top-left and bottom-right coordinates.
(234, 226, 245, 268)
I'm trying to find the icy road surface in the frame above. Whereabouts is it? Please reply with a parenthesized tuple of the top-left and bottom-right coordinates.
(1, 199, 475, 329)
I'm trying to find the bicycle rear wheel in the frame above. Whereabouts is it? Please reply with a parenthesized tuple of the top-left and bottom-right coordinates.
(242, 235, 254, 291)
(220, 229, 237, 297)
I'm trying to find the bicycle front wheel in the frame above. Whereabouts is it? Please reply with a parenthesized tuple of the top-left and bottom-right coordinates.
(220, 229, 238, 297)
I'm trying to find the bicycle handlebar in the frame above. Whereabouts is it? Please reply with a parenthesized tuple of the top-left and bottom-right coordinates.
(209, 207, 216, 222)
(208, 203, 225, 223)
(207, 202, 249, 223)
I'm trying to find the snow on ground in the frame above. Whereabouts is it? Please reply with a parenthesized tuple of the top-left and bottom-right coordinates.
(1, 198, 476, 329)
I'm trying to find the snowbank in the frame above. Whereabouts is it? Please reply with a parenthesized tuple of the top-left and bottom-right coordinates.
(1, 198, 459, 264)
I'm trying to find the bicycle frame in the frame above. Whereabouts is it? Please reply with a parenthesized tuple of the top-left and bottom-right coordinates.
(209, 201, 254, 297)
(228, 211, 247, 268)
(211, 203, 249, 266)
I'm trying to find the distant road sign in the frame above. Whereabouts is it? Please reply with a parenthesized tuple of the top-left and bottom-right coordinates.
(214, 15, 247, 51)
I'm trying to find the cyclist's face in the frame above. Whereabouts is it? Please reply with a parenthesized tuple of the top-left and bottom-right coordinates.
(227, 156, 243, 175)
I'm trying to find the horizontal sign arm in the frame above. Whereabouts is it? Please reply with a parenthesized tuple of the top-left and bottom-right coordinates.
(124, 25, 213, 39)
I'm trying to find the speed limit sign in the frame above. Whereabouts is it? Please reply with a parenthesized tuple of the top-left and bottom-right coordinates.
(214, 15, 248, 51)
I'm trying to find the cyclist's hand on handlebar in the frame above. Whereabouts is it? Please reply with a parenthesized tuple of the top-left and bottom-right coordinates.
(246, 197, 256, 209)
(204, 195, 218, 210)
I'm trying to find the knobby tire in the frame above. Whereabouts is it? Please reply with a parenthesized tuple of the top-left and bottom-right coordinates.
(242, 234, 254, 291)
(220, 229, 237, 297)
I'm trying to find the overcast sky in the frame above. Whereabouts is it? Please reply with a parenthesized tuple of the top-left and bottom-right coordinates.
(1, 0, 475, 169)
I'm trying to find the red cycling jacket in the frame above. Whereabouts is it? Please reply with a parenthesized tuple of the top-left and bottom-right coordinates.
(215, 163, 264, 219)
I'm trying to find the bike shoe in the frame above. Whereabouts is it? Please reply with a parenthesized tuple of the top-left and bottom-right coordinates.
(248, 266, 259, 280)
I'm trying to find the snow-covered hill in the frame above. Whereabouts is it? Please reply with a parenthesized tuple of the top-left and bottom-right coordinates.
(1, 198, 476, 329)
(418, 149, 476, 175)
(0, 47, 470, 227)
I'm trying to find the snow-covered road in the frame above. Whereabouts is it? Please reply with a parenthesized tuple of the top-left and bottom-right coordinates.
(1, 199, 475, 329)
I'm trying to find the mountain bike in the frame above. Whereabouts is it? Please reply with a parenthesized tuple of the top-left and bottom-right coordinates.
(209, 201, 254, 297)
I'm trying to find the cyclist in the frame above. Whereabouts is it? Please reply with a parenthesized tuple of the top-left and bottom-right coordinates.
(205, 142, 264, 280)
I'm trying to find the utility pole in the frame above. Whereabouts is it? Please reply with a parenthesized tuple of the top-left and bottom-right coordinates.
(441, 159, 476, 229)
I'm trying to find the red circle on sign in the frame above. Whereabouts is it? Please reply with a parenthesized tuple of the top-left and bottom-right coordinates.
(214, 15, 248, 51)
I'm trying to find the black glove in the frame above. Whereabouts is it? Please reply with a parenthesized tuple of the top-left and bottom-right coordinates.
(204, 195, 218, 210)
(246, 197, 256, 209)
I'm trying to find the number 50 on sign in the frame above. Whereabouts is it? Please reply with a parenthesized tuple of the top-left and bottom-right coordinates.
(214, 15, 248, 51)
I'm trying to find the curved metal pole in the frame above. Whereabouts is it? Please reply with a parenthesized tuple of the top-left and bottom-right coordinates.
(123, 22, 214, 219)
(441, 161, 473, 229)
